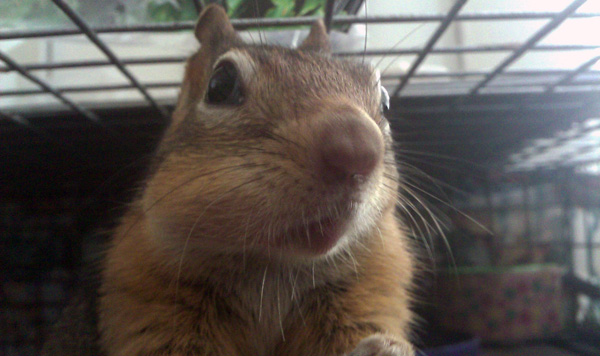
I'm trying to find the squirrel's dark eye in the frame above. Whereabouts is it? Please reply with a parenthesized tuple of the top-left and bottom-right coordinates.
(206, 61, 244, 105)
(380, 86, 390, 114)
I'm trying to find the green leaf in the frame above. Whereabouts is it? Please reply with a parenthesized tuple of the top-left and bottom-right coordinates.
(148, 2, 180, 22)
(178, 0, 199, 21)
(313, 7, 324, 17)
(227, 0, 245, 17)
(299, 0, 322, 15)
(271, 0, 291, 6)
(264, 7, 282, 18)
(150, 0, 181, 10)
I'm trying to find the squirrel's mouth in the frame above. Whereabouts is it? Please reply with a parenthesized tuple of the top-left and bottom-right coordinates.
(277, 198, 359, 256)
(256, 215, 349, 257)
(251, 192, 367, 257)
(294, 216, 349, 255)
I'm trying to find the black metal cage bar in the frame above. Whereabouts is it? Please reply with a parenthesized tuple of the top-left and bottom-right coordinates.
(0, 56, 187, 73)
(547, 56, 600, 93)
(49, 0, 169, 120)
(324, 0, 336, 32)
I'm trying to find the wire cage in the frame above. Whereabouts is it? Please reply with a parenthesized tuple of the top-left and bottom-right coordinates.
(1, 0, 600, 355)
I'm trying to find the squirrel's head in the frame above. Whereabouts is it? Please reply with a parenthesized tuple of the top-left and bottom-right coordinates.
(141, 5, 398, 262)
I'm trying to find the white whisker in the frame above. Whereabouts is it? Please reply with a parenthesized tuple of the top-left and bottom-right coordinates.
(259, 264, 268, 322)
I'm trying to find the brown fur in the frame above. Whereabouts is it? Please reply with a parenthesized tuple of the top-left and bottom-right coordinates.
(99, 5, 415, 356)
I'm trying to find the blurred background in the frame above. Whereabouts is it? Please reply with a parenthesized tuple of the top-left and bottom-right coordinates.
(1, 0, 600, 355)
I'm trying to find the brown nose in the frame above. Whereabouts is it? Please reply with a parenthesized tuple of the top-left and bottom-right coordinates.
(314, 109, 384, 185)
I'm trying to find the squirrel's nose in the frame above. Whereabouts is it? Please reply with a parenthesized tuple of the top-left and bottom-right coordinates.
(313, 108, 384, 186)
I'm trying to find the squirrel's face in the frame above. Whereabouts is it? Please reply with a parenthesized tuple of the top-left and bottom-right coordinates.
(142, 6, 399, 261)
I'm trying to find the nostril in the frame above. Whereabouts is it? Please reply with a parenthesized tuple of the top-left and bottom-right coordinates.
(351, 174, 367, 185)
(316, 114, 384, 185)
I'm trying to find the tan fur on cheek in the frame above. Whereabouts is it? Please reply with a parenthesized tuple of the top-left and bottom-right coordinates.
(141, 154, 256, 247)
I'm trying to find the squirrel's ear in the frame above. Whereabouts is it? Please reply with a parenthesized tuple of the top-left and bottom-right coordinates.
(195, 4, 241, 51)
(298, 20, 332, 53)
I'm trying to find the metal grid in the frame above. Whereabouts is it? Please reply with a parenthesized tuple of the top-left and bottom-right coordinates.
(1, 0, 599, 116)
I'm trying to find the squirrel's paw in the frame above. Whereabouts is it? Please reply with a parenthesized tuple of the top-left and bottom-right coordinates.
(347, 334, 414, 356)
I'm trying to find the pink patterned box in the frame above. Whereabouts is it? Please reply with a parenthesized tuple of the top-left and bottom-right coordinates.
(434, 264, 565, 343)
